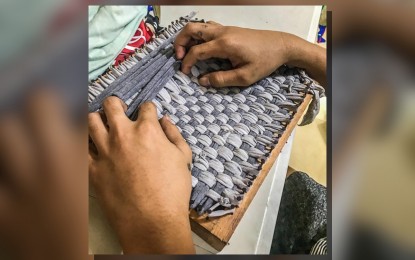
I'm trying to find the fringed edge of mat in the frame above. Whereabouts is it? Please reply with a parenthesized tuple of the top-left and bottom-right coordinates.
(88, 11, 197, 104)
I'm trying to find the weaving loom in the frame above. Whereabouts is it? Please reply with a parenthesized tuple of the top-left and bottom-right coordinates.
(88, 12, 324, 219)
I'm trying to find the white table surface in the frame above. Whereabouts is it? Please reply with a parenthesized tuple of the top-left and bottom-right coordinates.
(88, 5, 321, 255)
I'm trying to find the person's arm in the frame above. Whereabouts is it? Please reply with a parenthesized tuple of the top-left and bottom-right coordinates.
(88, 97, 195, 254)
(174, 22, 326, 88)
(285, 35, 326, 87)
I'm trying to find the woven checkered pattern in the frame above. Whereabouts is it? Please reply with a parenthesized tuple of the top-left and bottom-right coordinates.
(88, 13, 324, 217)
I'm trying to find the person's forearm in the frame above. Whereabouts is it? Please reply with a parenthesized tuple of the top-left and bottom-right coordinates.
(284, 33, 327, 88)
(114, 208, 195, 254)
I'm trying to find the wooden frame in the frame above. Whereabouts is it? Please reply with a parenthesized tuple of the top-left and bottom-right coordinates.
(189, 94, 312, 251)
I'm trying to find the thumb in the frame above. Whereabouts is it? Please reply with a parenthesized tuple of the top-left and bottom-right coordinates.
(199, 67, 252, 88)
(160, 115, 192, 159)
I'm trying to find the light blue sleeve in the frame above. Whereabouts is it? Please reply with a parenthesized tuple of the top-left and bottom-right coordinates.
(88, 6, 147, 81)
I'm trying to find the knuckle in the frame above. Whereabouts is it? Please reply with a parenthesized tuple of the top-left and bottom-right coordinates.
(188, 45, 200, 57)
(138, 101, 157, 116)
(221, 37, 233, 48)
(240, 76, 250, 86)
(240, 78, 251, 87)
(105, 96, 122, 109)
(103, 96, 115, 107)
(198, 47, 208, 59)
(227, 37, 237, 47)
(237, 71, 252, 86)
(218, 37, 228, 46)
(186, 22, 197, 33)
(137, 119, 156, 133)
(141, 101, 156, 111)
(207, 20, 221, 26)
(210, 73, 224, 87)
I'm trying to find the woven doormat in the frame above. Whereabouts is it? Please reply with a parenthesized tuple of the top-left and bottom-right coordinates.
(88, 12, 325, 218)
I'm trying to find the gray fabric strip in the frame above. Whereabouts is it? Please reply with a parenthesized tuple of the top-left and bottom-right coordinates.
(126, 58, 179, 117)
(116, 50, 174, 102)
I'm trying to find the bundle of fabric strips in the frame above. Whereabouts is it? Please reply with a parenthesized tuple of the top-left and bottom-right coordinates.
(88, 12, 325, 218)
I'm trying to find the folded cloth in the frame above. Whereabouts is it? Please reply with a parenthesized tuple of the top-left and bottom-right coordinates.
(271, 172, 327, 254)
(145, 13, 165, 36)
(114, 20, 154, 66)
(88, 6, 147, 81)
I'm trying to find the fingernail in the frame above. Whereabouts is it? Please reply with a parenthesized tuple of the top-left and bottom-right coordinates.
(199, 77, 210, 87)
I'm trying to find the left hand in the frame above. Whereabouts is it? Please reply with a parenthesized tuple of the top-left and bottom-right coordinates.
(88, 97, 194, 254)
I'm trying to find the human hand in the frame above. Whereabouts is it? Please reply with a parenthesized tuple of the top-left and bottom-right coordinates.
(88, 97, 194, 254)
(174, 21, 326, 88)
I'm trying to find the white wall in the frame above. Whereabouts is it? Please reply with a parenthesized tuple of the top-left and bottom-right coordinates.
(160, 6, 322, 42)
